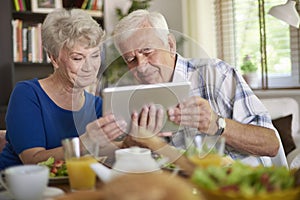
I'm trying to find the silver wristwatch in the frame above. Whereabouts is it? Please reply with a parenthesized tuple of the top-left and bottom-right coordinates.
(215, 115, 226, 135)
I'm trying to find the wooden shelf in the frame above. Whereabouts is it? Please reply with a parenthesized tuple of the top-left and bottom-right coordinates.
(14, 62, 52, 67)
(85, 10, 103, 18)
(12, 11, 47, 22)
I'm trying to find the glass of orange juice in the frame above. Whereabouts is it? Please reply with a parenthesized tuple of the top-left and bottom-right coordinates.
(62, 137, 98, 191)
(184, 131, 225, 168)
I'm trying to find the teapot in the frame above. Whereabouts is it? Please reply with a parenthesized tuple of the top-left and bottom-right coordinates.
(90, 146, 167, 183)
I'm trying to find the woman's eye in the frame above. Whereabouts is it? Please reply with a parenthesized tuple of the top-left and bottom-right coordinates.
(72, 57, 83, 61)
(91, 54, 99, 59)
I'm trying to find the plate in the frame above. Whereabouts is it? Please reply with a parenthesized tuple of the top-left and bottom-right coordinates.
(49, 176, 69, 184)
(43, 186, 65, 198)
(0, 187, 65, 200)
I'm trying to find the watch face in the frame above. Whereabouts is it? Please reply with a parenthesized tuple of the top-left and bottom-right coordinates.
(218, 117, 226, 128)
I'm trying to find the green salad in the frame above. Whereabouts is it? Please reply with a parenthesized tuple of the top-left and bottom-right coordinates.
(191, 161, 295, 197)
(38, 157, 68, 177)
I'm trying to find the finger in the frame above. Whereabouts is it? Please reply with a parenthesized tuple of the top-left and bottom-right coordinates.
(107, 129, 124, 140)
(168, 107, 181, 122)
(102, 120, 127, 140)
(139, 106, 149, 127)
(147, 104, 157, 131)
(179, 96, 205, 108)
(94, 114, 115, 129)
(130, 112, 139, 136)
(154, 108, 164, 133)
(157, 132, 173, 137)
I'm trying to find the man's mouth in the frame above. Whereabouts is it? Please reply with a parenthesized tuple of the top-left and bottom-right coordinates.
(138, 71, 158, 83)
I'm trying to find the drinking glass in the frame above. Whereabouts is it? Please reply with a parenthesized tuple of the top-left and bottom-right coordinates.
(62, 137, 98, 191)
(184, 128, 225, 168)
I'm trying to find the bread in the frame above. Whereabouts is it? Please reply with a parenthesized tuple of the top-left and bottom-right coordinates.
(101, 171, 202, 200)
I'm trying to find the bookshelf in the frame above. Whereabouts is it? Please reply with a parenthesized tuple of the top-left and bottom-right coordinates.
(0, 0, 104, 129)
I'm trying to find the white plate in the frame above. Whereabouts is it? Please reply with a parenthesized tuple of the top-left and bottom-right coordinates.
(0, 187, 64, 200)
(43, 187, 65, 199)
(0, 191, 12, 200)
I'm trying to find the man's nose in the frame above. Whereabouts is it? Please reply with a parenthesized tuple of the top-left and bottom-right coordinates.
(135, 52, 148, 71)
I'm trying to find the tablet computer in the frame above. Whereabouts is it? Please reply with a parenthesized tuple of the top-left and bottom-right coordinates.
(102, 82, 191, 134)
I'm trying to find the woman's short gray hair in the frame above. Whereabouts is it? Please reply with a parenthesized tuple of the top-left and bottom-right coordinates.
(42, 8, 105, 58)
(112, 9, 170, 52)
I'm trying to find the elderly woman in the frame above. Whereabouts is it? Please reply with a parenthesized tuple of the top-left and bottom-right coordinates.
(0, 8, 126, 169)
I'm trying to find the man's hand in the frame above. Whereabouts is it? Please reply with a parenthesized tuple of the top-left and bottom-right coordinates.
(168, 96, 218, 135)
(137, 104, 164, 134)
(123, 110, 165, 150)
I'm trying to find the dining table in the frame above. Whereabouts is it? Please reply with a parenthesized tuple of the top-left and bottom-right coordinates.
(49, 169, 204, 200)
(48, 178, 105, 200)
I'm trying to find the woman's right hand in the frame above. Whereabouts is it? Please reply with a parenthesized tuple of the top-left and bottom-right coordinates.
(85, 113, 127, 147)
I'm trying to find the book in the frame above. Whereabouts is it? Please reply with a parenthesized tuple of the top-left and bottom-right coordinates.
(22, 0, 27, 11)
(27, 26, 32, 62)
(36, 23, 43, 63)
(22, 27, 28, 62)
(11, 20, 18, 62)
(18, 0, 23, 11)
(81, 0, 89, 9)
(13, 0, 20, 11)
(16, 20, 23, 62)
(31, 26, 37, 63)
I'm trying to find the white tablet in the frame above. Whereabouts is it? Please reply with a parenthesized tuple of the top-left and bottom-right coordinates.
(102, 82, 191, 134)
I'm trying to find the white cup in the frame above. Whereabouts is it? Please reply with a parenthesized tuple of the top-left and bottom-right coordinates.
(0, 165, 49, 200)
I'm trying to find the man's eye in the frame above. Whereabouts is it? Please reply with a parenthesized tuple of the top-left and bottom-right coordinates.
(142, 48, 153, 54)
(126, 57, 135, 63)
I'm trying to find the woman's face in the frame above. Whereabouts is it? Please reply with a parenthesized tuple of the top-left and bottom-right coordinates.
(54, 43, 101, 89)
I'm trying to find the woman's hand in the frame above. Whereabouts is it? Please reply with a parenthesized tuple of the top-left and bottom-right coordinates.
(168, 96, 217, 135)
(85, 113, 127, 147)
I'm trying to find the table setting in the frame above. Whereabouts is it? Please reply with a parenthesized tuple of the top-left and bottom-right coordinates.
(0, 164, 65, 200)
(1, 134, 300, 200)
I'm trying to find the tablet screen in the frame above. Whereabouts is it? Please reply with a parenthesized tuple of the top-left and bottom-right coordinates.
(102, 82, 191, 134)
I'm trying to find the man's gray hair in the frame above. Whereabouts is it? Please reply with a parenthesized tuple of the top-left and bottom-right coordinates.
(112, 9, 170, 52)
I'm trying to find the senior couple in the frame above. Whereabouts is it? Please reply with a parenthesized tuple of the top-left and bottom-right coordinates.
(0, 8, 286, 170)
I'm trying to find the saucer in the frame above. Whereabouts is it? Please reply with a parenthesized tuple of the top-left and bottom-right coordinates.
(0, 186, 65, 200)
(43, 187, 65, 199)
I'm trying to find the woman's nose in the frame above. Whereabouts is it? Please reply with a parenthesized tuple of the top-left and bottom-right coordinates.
(82, 59, 92, 71)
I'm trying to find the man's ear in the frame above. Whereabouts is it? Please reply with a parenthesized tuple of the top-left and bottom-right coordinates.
(168, 33, 176, 55)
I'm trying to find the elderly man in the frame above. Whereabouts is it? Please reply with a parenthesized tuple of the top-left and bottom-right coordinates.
(112, 9, 287, 167)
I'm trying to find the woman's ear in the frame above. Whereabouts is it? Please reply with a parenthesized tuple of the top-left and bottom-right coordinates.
(168, 33, 177, 56)
(49, 54, 59, 69)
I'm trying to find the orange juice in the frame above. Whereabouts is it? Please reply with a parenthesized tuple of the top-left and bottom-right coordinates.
(188, 153, 222, 168)
(66, 156, 98, 191)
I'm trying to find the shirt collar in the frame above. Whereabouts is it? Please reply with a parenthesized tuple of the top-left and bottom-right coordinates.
(172, 54, 189, 82)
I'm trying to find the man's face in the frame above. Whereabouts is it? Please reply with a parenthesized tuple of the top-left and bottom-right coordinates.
(118, 28, 176, 84)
